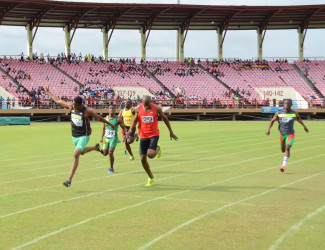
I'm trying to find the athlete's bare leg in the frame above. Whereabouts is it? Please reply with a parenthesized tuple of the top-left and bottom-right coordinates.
(69, 149, 82, 181)
(147, 148, 158, 159)
(285, 145, 291, 158)
(109, 147, 115, 170)
(81, 145, 98, 155)
(140, 154, 154, 178)
(125, 136, 135, 158)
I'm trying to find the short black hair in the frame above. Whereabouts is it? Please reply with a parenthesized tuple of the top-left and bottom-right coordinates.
(284, 99, 292, 104)
(74, 96, 83, 105)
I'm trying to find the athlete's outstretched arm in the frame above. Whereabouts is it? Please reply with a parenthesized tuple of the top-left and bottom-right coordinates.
(156, 106, 178, 140)
(85, 109, 115, 129)
(296, 112, 309, 133)
(45, 85, 72, 109)
(266, 112, 279, 135)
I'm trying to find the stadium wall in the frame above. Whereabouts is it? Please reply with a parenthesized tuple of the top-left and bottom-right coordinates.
(0, 108, 325, 122)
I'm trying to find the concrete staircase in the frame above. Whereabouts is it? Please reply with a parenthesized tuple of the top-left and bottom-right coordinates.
(291, 63, 324, 99)
(198, 64, 243, 98)
(50, 63, 83, 87)
(0, 67, 31, 96)
(138, 63, 175, 98)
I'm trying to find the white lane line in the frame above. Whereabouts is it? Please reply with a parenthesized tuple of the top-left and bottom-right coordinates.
(0, 133, 321, 199)
(1, 133, 322, 185)
(269, 203, 325, 250)
(0, 132, 265, 171)
(0, 140, 280, 217)
(12, 154, 325, 250)
(0, 134, 272, 184)
(0, 143, 321, 220)
(138, 165, 325, 249)
(107, 194, 317, 211)
(0, 130, 262, 164)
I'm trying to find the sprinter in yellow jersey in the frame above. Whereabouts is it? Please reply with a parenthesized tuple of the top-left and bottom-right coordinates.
(118, 100, 138, 161)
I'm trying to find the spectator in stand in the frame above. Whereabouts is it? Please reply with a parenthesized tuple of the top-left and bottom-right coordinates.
(12, 97, 15, 108)
(7, 97, 10, 109)
(0, 96, 3, 109)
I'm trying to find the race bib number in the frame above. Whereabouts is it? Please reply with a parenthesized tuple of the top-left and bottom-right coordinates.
(105, 130, 116, 138)
(71, 114, 83, 127)
(142, 116, 154, 123)
(124, 118, 131, 124)
(281, 118, 293, 123)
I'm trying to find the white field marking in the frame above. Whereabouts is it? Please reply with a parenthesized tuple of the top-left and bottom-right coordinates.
(0, 132, 265, 173)
(0, 137, 285, 209)
(0, 143, 322, 220)
(0, 129, 267, 163)
(0, 134, 277, 184)
(106, 193, 317, 211)
(1, 130, 274, 171)
(138, 163, 325, 249)
(269, 203, 325, 250)
(11, 154, 325, 250)
(0, 132, 322, 200)
(0, 133, 319, 194)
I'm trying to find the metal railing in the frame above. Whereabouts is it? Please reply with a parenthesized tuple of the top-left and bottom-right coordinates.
(1, 99, 323, 110)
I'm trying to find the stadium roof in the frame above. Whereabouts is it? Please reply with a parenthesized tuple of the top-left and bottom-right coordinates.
(0, 0, 325, 32)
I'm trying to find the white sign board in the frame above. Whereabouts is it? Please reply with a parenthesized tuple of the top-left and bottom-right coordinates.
(113, 87, 153, 99)
(255, 87, 308, 109)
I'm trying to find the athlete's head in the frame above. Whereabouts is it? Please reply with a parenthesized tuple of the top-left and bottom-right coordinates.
(108, 105, 115, 114)
(142, 95, 152, 106)
(73, 96, 83, 110)
(125, 99, 132, 109)
(284, 99, 292, 111)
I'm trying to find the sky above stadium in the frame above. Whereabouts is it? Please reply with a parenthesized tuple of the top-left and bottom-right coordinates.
(0, 0, 324, 60)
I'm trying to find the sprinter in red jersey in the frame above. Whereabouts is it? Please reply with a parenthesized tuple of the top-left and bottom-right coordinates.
(126, 96, 178, 186)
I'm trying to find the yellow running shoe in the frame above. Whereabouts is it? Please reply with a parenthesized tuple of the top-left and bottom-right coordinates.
(145, 177, 156, 187)
(156, 144, 162, 159)
(129, 156, 135, 161)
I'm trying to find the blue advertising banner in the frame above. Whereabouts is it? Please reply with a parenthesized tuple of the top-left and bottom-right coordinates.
(261, 107, 281, 113)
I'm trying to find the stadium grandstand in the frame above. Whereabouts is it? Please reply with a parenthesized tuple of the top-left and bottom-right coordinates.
(0, 0, 325, 119)
(2, 1, 325, 250)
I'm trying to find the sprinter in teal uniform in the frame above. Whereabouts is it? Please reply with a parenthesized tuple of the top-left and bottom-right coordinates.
(100, 105, 126, 174)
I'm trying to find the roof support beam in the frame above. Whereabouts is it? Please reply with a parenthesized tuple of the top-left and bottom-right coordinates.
(258, 10, 279, 50)
(29, 7, 57, 45)
(105, 7, 136, 48)
(181, 9, 207, 48)
(217, 11, 241, 57)
(0, 3, 25, 25)
(299, 7, 324, 50)
(66, 7, 102, 47)
(143, 8, 170, 48)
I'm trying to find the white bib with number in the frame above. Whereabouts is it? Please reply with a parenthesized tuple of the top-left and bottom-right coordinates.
(71, 114, 83, 127)
(105, 130, 116, 138)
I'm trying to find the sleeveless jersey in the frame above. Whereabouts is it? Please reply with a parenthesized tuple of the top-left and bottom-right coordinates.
(71, 107, 91, 137)
(122, 107, 135, 127)
(104, 116, 119, 139)
(278, 109, 296, 134)
(138, 103, 159, 139)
